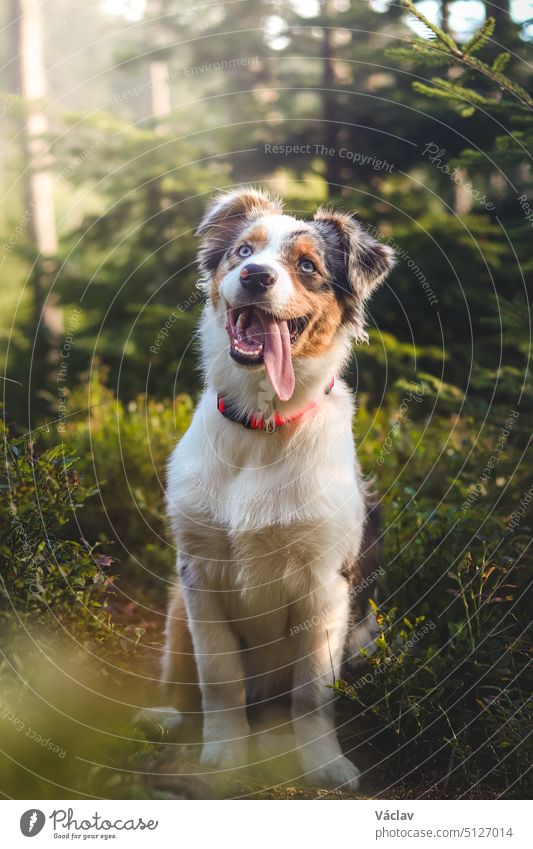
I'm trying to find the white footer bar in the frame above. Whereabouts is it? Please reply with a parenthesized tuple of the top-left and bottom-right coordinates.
(3, 799, 529, 848)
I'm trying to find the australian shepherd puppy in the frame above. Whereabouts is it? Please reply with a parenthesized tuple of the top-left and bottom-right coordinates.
(163, 188, 394, 791)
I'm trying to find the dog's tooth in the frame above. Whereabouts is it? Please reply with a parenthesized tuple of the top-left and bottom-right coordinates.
(236, 311, 249, 329)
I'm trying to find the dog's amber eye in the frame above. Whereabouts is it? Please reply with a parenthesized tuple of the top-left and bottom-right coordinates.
(299, 258, 317, 273)
(238, 244, 253, 258)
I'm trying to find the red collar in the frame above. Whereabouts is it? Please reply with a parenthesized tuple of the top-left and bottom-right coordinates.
(217, 378, 334, 432)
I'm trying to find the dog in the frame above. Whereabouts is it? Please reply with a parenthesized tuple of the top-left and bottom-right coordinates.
(162, 188, 394, 791)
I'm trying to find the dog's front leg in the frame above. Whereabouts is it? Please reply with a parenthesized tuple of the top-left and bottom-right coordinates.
(291, 574, 360, 791)
(180, 558, 249, 771)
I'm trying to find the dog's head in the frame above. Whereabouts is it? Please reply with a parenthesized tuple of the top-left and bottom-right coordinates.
(197, 187, 394, 402)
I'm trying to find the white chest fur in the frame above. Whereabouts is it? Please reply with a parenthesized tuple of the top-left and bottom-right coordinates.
(166, 379, 364, 546)
(166, 381, 366, 697)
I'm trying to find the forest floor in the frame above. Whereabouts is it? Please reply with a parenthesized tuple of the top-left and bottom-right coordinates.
(109, 592, 506, 802)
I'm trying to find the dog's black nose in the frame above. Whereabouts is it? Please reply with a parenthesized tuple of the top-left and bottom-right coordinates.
(240, 263, 278, 293)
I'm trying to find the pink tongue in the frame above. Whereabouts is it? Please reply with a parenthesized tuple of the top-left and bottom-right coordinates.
(256, 313, 295, 401)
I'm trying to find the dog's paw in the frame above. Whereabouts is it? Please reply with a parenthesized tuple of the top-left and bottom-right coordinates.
(200, 738, 248, 772)
(304, 755, 361, 792)
(133, 706, 185, 738)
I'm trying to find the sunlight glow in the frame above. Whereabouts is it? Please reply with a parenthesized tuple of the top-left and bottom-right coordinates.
(290, 0, 322, 18)
(101, 0, 146, 22)
(449, 0, 485, 37)
(264, 14, 290, 51)
(370, 0, 391, 12)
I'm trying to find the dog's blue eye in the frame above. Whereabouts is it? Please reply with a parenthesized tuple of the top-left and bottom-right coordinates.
(238, 244, 253, 258)
(299, 259, 316, 273)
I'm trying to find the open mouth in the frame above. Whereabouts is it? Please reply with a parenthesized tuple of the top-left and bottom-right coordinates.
(226, 307, 308, 364)
(225, 305, 308, 401)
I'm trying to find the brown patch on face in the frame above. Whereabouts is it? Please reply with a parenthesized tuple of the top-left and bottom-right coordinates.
(291, 282, 343, 357)
(243, 223, 269, 249)
(270, 227, 343, 357)
(209, 258, 230, 306)
(280, 231, 328, 287)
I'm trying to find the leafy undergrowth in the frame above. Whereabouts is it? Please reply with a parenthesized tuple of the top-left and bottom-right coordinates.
(1, 418, 115, 639)
(1, 376, 532, 799)
(337, 390, 533, 799)
(42, 364, 193, 586)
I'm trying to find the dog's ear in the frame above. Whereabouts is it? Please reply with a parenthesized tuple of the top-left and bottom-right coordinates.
(196, 187, 283, 275)
(313, 207, 394, 308)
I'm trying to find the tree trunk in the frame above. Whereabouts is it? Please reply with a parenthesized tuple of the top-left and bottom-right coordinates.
(150, 59, 171, 122)
(146, 0, 171, 127)
(321, 0, 342, 198)
(453, 168, 473, 216)
(441, 1, 450, 34)
(143, 0, 171, 239)
(490, 0, 510, 31)
(12, 0, 61, 370)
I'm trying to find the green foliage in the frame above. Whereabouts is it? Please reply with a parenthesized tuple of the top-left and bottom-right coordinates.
(400, 0, 459, 54)
(462, 17, 495, 56)
(0, 627, 153, 799)
(400, 1, 533, 111)
(337, 10, 533, 794)
(0, 419, 113, 634)
(402, 0, 533, 109)
(397, 1, 532, 430)
(412, 79, 495, 107)
(45, 364, 192, 583)
(338, 398, 533, 795)
(387, 44, 458, 68)
(492, 52, 511, 74)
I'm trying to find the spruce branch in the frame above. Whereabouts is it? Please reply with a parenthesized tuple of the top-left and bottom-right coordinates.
(423, 79, 495, 106)
(401, 0, 533, 110)
(466, 54, 533, 109)
(387, 43, 459, 67)
(412, 81, 465, 102)
(462, 16, 495, 55)
(492, 52, 511, 74)
(401, 0, 460, 54)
